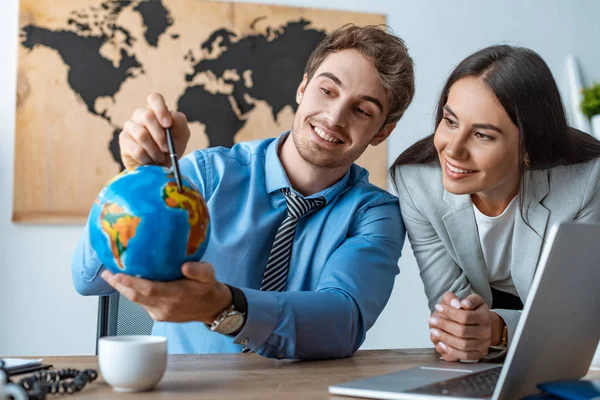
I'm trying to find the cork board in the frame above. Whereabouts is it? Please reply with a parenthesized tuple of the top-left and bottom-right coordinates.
(14, 0, 386, 223)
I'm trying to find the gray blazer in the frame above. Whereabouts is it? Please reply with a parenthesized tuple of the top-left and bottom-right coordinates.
(394, 158, 600, 348)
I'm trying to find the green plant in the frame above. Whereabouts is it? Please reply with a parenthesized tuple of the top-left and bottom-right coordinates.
(581, 82, 600, 118)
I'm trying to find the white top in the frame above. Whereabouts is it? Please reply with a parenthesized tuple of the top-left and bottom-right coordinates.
(473, 196, 519, 297)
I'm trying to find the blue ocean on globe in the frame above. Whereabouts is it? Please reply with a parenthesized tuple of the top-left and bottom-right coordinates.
(89, 165, 210, 281)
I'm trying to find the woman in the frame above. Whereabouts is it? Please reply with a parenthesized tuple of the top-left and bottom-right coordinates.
(392, 45, 600, 361)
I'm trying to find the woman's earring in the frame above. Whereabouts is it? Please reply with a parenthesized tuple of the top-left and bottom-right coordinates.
(524, 157, 531, 168)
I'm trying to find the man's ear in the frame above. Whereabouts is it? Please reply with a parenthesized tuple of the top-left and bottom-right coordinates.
(370, 122, 396, 146)
(296, 73, 308, 104)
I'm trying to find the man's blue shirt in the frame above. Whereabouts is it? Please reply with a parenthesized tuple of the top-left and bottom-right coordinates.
(72, 132, 405, 359)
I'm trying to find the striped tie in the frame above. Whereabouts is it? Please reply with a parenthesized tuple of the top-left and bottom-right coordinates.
(241, 188, 325, 352)
(260, 188, 326, 292)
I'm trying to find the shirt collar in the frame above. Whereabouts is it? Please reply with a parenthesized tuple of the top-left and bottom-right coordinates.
(265, 131, 352, 204)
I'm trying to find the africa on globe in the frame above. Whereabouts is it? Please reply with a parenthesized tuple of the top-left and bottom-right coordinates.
(89, 165, 210, 281)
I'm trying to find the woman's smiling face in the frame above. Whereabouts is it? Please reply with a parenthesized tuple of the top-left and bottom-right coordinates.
(434, 76, 521, 201)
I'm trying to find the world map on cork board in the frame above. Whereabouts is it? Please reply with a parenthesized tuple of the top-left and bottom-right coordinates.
(14, 0, 386, 223)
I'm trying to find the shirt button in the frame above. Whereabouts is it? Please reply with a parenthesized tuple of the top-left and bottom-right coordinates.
(241, 338, 249, 345)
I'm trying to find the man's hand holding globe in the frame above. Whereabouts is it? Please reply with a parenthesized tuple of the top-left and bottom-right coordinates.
(101, 261, 231, 325)
(94, 93, 232, 325)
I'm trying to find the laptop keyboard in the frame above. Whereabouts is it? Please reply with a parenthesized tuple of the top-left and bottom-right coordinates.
(407, 366, 502, 398)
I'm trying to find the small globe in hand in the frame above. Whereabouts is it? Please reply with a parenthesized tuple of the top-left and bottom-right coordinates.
(89, 165, 210, 281)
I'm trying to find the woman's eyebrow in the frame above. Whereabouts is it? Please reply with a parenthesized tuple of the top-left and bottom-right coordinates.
(443, 105, 503, 134)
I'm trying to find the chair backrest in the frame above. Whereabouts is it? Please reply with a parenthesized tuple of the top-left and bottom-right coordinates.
(96, 293, 154, 354)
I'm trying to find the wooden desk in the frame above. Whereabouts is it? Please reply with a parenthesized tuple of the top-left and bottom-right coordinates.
(14, 349, 600, 399)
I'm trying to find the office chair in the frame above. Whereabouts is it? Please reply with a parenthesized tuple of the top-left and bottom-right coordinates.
(96, 293, 154, 354)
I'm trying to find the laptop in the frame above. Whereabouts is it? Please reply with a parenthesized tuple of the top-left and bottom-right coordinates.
(329, 221, 600, 400)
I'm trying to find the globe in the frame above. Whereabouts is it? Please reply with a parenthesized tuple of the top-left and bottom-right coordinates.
(89, 165, 210, 281)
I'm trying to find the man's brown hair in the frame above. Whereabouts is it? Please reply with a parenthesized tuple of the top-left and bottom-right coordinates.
(304, 24, 415, 125)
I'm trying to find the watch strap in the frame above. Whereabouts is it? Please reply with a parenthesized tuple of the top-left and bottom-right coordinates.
(224, 284, 248, 336)
(500, 324, 508, 347)
(226, 284, 248, 316)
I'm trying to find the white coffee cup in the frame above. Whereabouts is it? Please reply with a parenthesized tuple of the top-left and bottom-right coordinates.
(591, 341, 600, 371)
(98, 335, 167, 392)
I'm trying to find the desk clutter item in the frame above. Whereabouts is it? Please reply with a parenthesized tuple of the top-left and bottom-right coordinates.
(522, 394, 563, 399)
(0, 359, 51, 377)
(0, 360, 42, 371)
(536, 380, 600, 400)
(5, 365, 52, 378)
(0, 360, 97, 400)
(0, 367, 27, 400)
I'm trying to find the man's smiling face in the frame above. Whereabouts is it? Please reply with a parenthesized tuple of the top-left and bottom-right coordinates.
(291, 49, 395, 170)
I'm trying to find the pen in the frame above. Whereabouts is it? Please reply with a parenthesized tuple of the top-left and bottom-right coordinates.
(165, 127, 183, 193)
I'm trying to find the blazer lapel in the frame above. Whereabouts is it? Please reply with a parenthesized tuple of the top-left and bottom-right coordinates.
(511, 170, 550, 300)
(442, 190, 493, 305)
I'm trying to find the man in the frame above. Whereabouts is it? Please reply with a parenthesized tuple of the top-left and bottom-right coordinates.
(72, 24, 415, 359)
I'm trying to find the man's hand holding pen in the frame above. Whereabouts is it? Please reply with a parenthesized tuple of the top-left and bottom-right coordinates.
(119, 93, 191, 170)
(108, 93, 235, 325)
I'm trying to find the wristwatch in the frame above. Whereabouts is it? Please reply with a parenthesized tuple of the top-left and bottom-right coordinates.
(499, 324, 508, 347)
(209, 285, 247, 335)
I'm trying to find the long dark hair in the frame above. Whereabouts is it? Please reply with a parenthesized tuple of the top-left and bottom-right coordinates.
(391, 44, 600, 203)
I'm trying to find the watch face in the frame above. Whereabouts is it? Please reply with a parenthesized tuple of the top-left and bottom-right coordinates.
(216, 311, 245, 335)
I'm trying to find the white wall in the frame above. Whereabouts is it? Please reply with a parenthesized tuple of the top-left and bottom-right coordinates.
(0, 0, 99, 357)
(2, 0, 600, 356)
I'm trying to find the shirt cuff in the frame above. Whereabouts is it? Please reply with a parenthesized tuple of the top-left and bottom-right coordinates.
(484, 346, 508, 362)
(486, 309, 517, 362)
(80, 234, 104, 282)
(72, 227, 115, 296)
(490, 309, 518, 347)
(233, 288, 280, 350)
